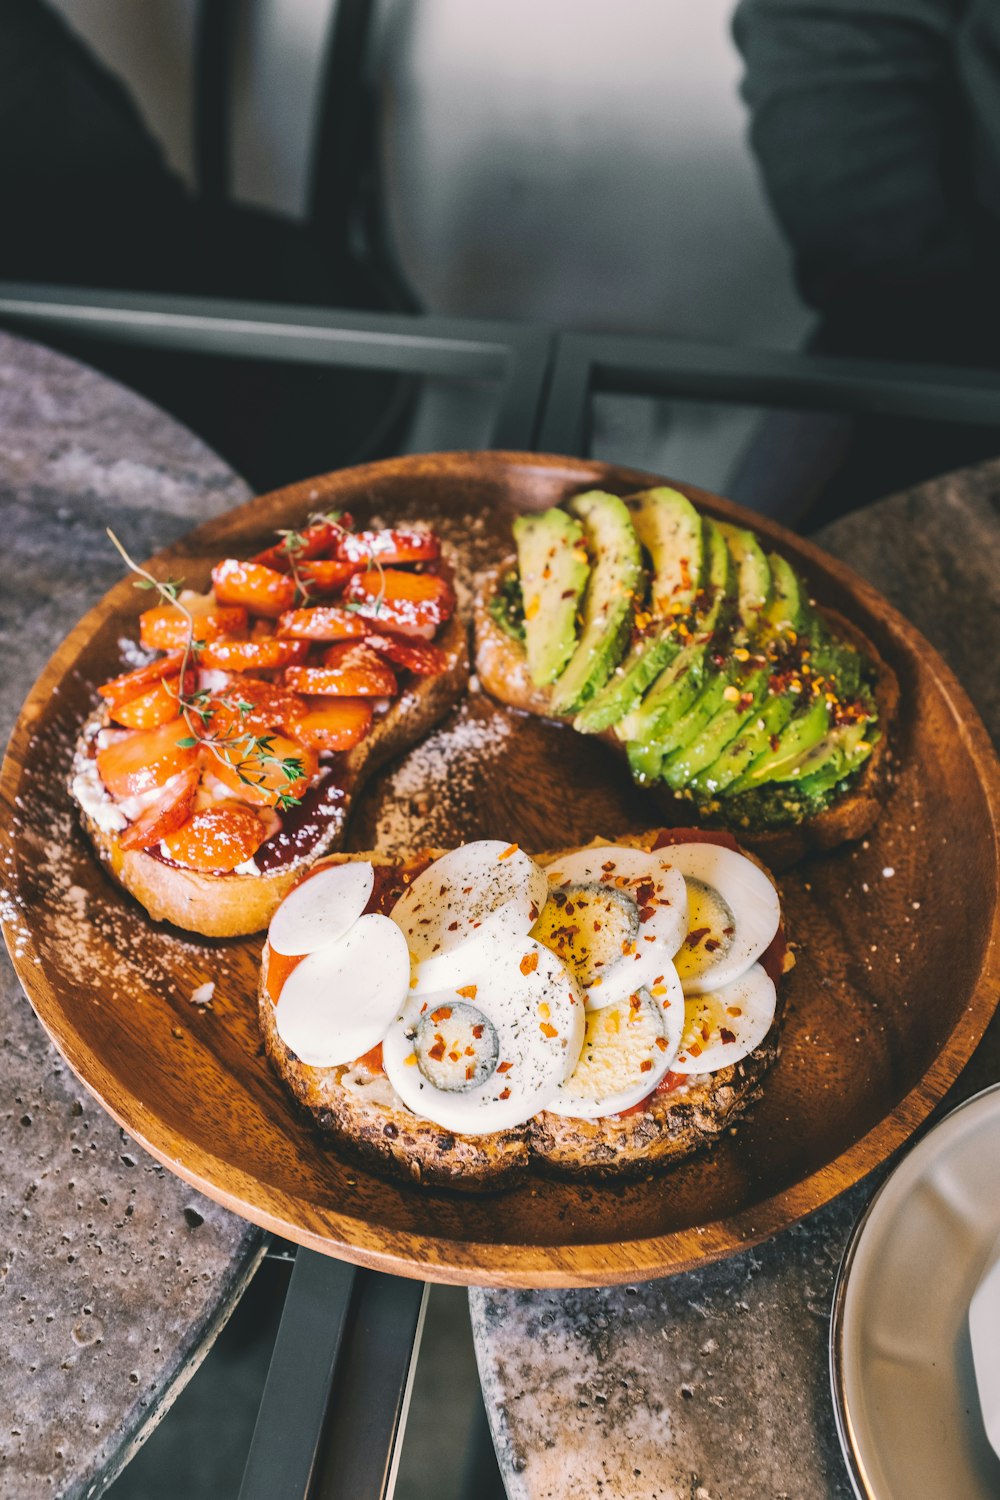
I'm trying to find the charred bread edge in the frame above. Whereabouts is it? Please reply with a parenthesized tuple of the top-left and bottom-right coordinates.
(258, 830, 792, 1192)
(70, 612, 469, 938)
(473, 559, 900, 872)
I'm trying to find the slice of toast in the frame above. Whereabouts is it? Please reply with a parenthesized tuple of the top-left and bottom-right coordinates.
(71, 612, 469, 937)
(258, 830, 792, 1192)
(473, 559, 899, 871)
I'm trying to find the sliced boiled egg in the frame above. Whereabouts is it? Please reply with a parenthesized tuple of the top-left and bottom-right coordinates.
(670, 962, 776, 1074)
(273, 912, 409, 1068)
(390, 840, 549, 993)
(537, 845, 687, 1010)
(548, 973, 684, 1119)
(267, 860, 374, 956)
(662, 842, 781, 996)
(381, 934, 585, 1135)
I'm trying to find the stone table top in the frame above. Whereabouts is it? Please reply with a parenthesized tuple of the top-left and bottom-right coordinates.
(0, 333, 263, 1500)
(471, 463, 1000, 1499)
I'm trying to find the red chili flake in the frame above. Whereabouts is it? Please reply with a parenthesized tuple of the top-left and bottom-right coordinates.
(688, 1041, 703, 1057)
(497, 1061, 513, 1073)
(726, 1006, 743, 1017)
(448, 1050, 461, 1062)
(430, 1006, 453, 1022)
(720, 1028, 737, 1044)
(629, 993, 642, 1011)
(439, 884, 447, 896)
(560, 588, 575, 599)
(640, 1059, 653, 1073)
(601, 860, 616, 873)
(529, 902, 540, 922)
(635, 880, 655, 906)
(685, 926, 711, 948)
(456, 985, 477, 1000)
(638, 905, 656, 924)
(427, 1038, 446, 1062)
(472, 1023, 485, 1038)
(564, 901, 575, 916)
(540, 1022, 558, 1038)
(466, 1065, 476, 1081)
(655, 1036, 669, 1051)
(462, 885, 473, 894)
(497, 843, 519, 861)
(498, 1087, 512, 1100)
(465, 1046, 475, 1056)
(520, 951, 539, 975)
(723, 926, 735, 937)
(447, 920, 459, 932)
(420, 1002, 428, 1013)
(704, 938, 721, 953)
(769, 733, 781, 752)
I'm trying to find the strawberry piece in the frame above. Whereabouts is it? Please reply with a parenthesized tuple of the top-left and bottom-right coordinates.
(212, 558, 297, 618)
(252, 515, 354, 571)
(276, 606, 369, 641)
(198, 637, 310, 672)
(96, 720, 199, 799)
(286, 644, 397, 698)
(210, 733, 317, 808)
(119, 766, 201, 851)
(343, 569, 454, 639)
(364, 632, 450, 677)
(296, 559, 360, 593)
(107, 676, 183, 730)
(140, 604, 247, 651)
(284, 697, 373, 751)
(335, 528, 440, 566)
(162, 803, 268, 873)
(204, 679, 305, 738)
(98, 651, 185, 705)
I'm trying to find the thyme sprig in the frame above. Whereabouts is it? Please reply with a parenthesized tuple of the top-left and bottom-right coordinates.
(276, 509, 387, 616)
(107, 529, 305, 810)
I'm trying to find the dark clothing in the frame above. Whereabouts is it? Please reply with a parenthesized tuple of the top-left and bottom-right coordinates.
(733, 0, 1000, 366)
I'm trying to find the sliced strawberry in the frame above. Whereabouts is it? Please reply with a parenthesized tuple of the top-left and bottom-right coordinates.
(98, 650, 185, 705)
(210, 733, 317, 808)
(286, 644, 397, 698)
(296, 559, 361, 593)
(212, 558, 297, 618)
(252, 515, 354, 571)
(119, 765, 201, 851)
(96, 720, 199, 799)
(343, 569, 454, 640)
(284, 697, 374, 751)
(335, 528, 441, 566)
(276, 606, 369, 641)
(162, 803, 267, 873)
(204, 679, 305, 738)
(140, 604, 247, 651)
(364, 632, 450, 677)
(198, 637, 310, 672)
(107, 675, 183, 730)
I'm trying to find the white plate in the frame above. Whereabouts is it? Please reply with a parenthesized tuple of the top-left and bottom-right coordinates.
(831, 1084, 1000, 1499)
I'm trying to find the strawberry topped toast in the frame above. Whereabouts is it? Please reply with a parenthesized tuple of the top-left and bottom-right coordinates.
(70, 513, 468, 936)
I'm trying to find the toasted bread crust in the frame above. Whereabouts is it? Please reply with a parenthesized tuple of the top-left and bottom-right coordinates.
(259, 831, 791, 1192)
(473, 560, 899, 871)
(71, 612, 469, 937)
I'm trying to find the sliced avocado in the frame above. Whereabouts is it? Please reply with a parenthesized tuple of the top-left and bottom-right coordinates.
(513, 508, 589, 687)
(688, 693, 796, 797)
(646, 668, 730, 762)
(659, 674, 771, 790)
(717, 523, 772, 638)
(618, 520, 735, 745)
(766, 552, 807, 635)
(726, 693, 831, 793)
(549, 491, 643, 716)
(573, 488, 705, 734)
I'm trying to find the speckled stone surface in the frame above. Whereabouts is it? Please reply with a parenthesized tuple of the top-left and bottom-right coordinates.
(0, 333, 263, 1500)
(471, 463, 1000, 1500)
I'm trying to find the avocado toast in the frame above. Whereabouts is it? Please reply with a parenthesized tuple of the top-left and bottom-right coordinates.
(474, 488, 898, 870)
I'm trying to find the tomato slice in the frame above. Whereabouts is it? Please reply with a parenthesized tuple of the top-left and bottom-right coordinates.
(364, 632, 450, 677)
(276, 606, 369, 641)
(107, 676, 183, 730)
(284, 697, 374, 751)
(335, 528, 441, 566)
(162, 803, 267, 873)
(119, 765, 201, 851)
(286, 644, 397, 698)
(212, 559, 297, 618)
(209, 732, 317, 807)
(98, 650, 185, 705)
(343, 569, 454, 639)
(198, 637, 310, 672)
(96, 720, 200, 799)
(140, 604, 247, 651)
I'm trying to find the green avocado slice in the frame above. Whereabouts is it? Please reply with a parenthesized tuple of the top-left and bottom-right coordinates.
(717, 522, 772, 640)
(573, 488, 704, 734)
(549, 491, 643, 716)
(513, 508, 589, 687)
(687, 693, 796, 797)
(726, 693, 831, 793)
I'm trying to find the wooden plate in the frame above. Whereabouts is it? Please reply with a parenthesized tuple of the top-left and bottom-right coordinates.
(3, 451, 999, 1288)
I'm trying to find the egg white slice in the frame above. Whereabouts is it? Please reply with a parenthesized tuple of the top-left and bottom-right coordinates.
(391, 840, 549, 993)
(670, 963, 777, 1074)
(548, 970, 685, 1119)
(661, 842, 781, 996)
(267, 860, 374, 957)
(539, 845, 688, 1010)
(273, 912, 410, 1068)
(382, 934, 585, 1135)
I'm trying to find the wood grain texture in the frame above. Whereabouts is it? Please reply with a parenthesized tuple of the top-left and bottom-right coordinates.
(2, 450, 999, 1288)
